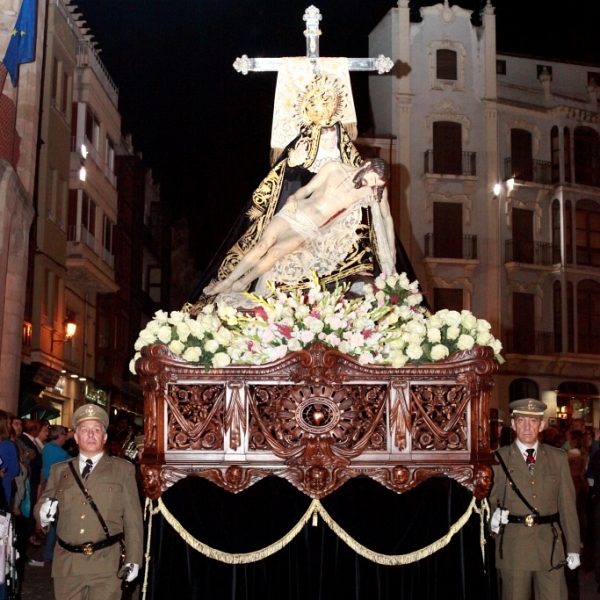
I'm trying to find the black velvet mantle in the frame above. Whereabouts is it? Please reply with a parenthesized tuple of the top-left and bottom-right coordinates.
(145, 475, 498, 600)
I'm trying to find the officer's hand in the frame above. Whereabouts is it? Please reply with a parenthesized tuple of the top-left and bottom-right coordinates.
(567, 553, 581, 570)
(40, 499, 58, 528)
(490, 508, 509, 534)
(125, 563, 140, 582)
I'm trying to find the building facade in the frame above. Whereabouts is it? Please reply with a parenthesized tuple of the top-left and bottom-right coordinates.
(369, 0, 600, 425)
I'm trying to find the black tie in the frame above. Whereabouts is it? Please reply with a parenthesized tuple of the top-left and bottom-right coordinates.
(525, 449, 535, 474)
(81, 459, 93, 480)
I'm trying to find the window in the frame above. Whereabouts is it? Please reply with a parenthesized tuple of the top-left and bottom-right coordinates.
(51, 58, 59, 105)
(551, 126, 560, 183)
(513, 292, 535, 355)
(577, 279, 600, 354)
(575, 199, 600, 266)
(564, 127, 572, 183)
(553, 281, 562, 353)
(147, 266, 162, 303)
(511, 208, 534, 263)
(85, 108, 100, 149)
(81, 192, 96, 236)
(574, 126, 600, 187)
(433, 121, 462, 175)
(61, 70, 69, 116)
(436, 49, 457, 80)
(552, 199, 561, 264)
(433, 288, 463, 313)
(68, 190, 97, 248)
(105, 137, 115, 172)
(102, 216, 114, 254)
(510, 129, 533, 181)
(509, 378, 539, 402)
(433, 202, 463, 258)
(565, 200, 573, 264)
(496, 60, 506, 75)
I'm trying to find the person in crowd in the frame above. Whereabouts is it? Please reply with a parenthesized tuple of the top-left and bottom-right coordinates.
(36, 425, 70, 566)
(489, 398, 580, 600)
(34, 404, 143, 600)
(567, 430, 589, 543)
(18, 420, 42, 548)
(563, 410, 586, 450)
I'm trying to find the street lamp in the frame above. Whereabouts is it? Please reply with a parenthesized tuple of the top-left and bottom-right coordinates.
(51, 318, 77, 352)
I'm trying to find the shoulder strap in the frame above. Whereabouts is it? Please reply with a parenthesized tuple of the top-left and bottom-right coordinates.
(494, 450, 538, 515)
(68, 460, 110, 540)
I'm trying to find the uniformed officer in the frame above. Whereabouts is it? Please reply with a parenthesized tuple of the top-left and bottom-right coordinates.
(34, 404, 143, 600)
(489, 398, 580, 600)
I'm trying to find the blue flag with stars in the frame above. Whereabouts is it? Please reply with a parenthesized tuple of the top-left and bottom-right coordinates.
(2, 0, 38, 87)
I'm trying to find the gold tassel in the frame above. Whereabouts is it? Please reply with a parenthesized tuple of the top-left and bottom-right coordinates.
(312, 508, 318, 527)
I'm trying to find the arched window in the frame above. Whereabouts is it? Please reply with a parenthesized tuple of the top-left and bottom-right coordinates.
(552, 199, 561, 264)
(436, 49, 457, 80)
(564, 127, 572, 183)
(553, 280, 562, 353)
(575, 199, 600, 266)
(551, 126, 560, 183)
(565, 200, 573, 264)
(509, 378, 539, 402)
(574, 126, 600, 187)
(577, 279, 600, 354)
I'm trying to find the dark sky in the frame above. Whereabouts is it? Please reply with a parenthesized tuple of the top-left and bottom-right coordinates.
(75, 0, 600, 268)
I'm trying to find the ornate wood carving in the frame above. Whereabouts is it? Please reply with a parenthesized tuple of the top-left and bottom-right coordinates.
(137, 343, 497, 499)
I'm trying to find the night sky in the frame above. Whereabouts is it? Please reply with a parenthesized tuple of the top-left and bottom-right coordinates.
(74, 0, 600, 269)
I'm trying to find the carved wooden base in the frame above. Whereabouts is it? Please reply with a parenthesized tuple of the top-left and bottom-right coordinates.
(138, 343, 497, 500)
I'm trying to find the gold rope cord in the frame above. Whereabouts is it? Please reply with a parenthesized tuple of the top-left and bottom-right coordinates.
(142, 498, 160, 600)
(152, 494, 488, 567)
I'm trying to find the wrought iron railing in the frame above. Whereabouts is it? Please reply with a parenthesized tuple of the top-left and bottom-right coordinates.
(424, 150, 476, 176)
(505, 240, 554, 265)
(504, 157, 551, 184)
(424, 233, 478, 260)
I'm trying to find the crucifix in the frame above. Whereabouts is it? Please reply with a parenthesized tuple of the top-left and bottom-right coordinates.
(233, 5, 393, 76)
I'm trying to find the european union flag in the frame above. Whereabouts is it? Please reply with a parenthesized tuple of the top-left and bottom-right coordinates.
(2, 0, 38, 87)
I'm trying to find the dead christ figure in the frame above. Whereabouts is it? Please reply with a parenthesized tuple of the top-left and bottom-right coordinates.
(204, 158, 391, 296)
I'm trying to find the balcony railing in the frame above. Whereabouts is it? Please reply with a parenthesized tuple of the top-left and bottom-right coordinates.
(504, 329, 555, 356)
(424, 150, 476, 176)
(505, 240, 554, 265)
(68, 225, 97, 252)
(424, 233, 478, 260)
(504, 157, 551, 184)
(102, 247, 115, 268)
(76, 40, 119, 107)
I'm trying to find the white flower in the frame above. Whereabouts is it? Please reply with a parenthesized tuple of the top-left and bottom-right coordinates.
(428, 313, 443, 329)
(212, 352, 231, 368)
(457, 334, 475, 351)
(288, 338, 302, 351)
(460, 311, 477, 331)
(262, 329, 275, 343)
(430, 344, 450, 361)
(153, 310, 169, 324)
(188, 319, 206, 340)
(168, 339, 185, 355)
(176, 322, 191, 342)
(205, 339, 219, 353)
(183, 347, 202, 362)
(446, 326, 460, 340)
(390, 351, 408, 368)
(407, 293, 423, 307)
(385, 275, 397, 288)
(168, 311, 186, 325)
(198, 314, 219, 333)
(299, 330, 315, 344)
(213, 327, 232, 346)
(325, 333, 341, 347)
(477, 319, 492, 332)
(134, 337, 147, 351)
(444, 310, 462, 328)
(304, 316, 324, 334)
(129, 352, 141, 374)
(427, 327, 441, 343)
(476, 331, 493, 346)
(406, 344, 423, 360)
(358, 352, 374, 365)
(157, 325, 173, 344)
(374, 276, 386, 289)
(338, 341, 352, 354)
(138, 329, 157, 345)
(348, 332, 365, 348)
(490, 338, 503, 355)
(389, 338, 405, 350)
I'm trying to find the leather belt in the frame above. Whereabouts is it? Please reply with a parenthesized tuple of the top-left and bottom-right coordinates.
(58, 533, 123, 556)
(507, 513, 559, 527)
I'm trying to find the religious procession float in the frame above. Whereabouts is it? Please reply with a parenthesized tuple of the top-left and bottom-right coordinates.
(134, 6, 502, 599)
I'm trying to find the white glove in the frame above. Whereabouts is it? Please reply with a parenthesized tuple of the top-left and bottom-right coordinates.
(490, 508, 509, 534)
(125, 563, 140, 582)
(567, 553, 581, 570)
(39, 499, 58, 528)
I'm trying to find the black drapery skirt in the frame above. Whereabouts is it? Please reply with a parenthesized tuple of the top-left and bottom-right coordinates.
(145, 475, 498, 600)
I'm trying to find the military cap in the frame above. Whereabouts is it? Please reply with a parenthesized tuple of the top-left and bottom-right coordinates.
(509, 398, 547, 417)
(72, 404, 109, 429)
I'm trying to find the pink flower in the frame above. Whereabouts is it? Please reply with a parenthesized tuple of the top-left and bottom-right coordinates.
(309, 309, 321, 318)
(363, 329, 373, 339)
(390, 295, 399, 305)
(254, 307, 268, 321)
(276, 323, 293, 339)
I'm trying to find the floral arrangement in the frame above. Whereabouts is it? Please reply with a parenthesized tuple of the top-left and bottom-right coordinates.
(130, 272, 503, 373)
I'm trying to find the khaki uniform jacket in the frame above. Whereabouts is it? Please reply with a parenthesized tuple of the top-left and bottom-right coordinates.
(489, 442, 580, 571)
(34, 454, 143, 578)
